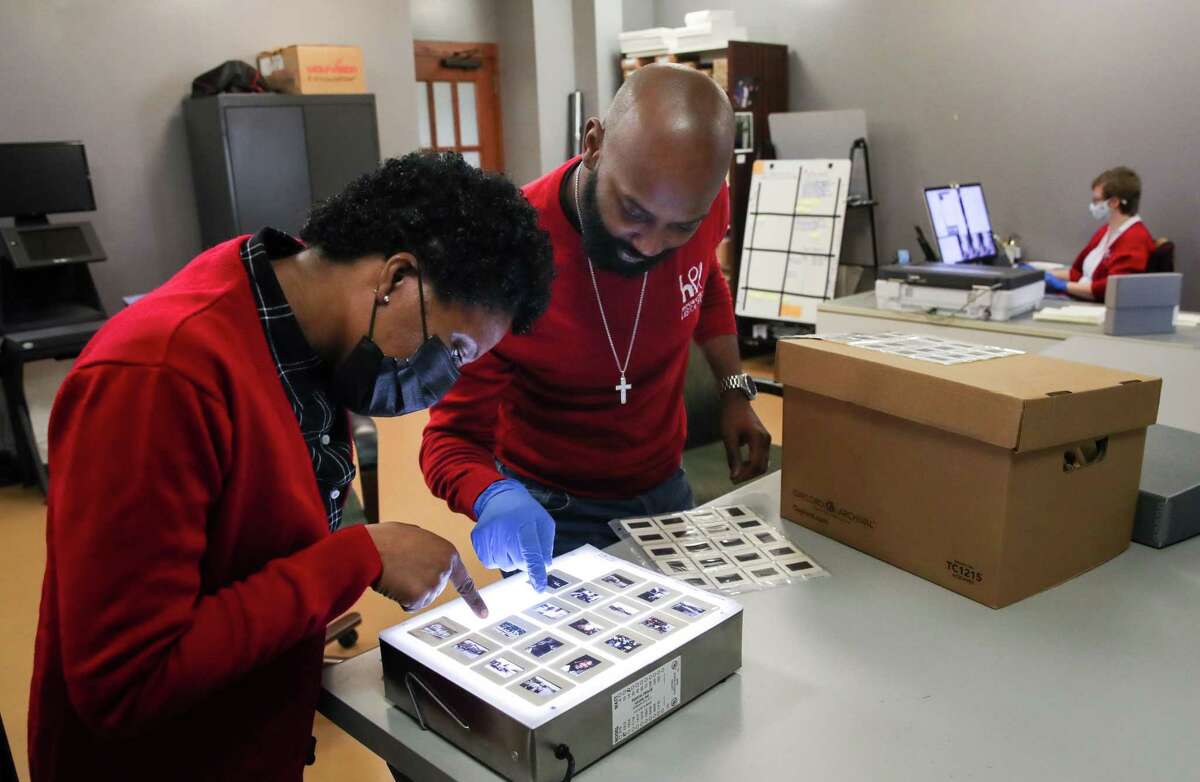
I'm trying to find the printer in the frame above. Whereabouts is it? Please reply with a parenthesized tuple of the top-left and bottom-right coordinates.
(875, 262, 1045, 321)
(876, 183, 1044, 320)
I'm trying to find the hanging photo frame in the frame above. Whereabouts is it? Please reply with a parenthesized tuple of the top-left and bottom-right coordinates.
(734, 111, 754, 153)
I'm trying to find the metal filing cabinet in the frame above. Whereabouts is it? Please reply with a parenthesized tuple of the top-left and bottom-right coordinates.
(183, 93, 381, 248)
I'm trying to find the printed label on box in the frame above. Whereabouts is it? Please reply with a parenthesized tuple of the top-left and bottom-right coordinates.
(946, 559, 984, 584)
(611, 656, 682, 745)
(791, 488, 875, 530)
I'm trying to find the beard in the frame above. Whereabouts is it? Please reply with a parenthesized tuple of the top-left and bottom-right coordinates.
(578, 165, 675, 277)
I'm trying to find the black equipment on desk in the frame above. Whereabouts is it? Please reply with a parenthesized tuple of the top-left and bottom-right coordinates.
(877, 262, 1043, 290)
(1, 222, 106, 268)
(0, 141, 109, 492)
(914, 224, 939, 262)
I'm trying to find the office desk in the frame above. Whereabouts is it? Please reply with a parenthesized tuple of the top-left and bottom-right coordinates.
(320, 472, 1200, 781)
(818, 291, 1200, 353)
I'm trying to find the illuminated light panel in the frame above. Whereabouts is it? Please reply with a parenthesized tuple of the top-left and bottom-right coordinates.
(380, 545, 742, 729)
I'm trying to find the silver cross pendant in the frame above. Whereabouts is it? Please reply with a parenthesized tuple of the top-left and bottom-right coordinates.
(615, 374, 631, 405)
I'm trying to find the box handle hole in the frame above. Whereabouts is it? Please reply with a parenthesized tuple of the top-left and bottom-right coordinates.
(1063, 437, 1109, 472)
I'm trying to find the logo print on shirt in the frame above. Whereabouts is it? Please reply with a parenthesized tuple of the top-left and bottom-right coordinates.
(679, 263, 704, 320)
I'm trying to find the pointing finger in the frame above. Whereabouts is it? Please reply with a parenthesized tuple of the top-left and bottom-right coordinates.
(449, 553, 489, 619)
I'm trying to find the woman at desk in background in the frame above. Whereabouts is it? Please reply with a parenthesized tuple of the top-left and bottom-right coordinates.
(1045, 166, 1155, 301)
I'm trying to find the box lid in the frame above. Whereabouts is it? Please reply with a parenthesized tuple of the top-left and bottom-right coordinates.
(776, 338, 1161, 452)
(1141, 424, 1200, 496)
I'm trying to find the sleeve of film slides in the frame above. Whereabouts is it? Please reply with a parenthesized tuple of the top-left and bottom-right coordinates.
(421, 340, 518, 518)
(694, 183, 737, 343)
(47, 363, 382, 735)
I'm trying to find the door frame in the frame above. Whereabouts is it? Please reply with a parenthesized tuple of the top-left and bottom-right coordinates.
(413, 41, 504, 172)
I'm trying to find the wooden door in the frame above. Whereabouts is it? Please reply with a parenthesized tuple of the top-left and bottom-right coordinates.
(413, 42, 504, 172)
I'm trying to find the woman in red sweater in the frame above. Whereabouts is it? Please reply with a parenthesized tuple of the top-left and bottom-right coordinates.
(29, 152, 554, 781)
(1046, 166, 1155, 301)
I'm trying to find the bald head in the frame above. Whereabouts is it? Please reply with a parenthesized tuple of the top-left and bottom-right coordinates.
(604, 64, 735, 187)
(573, 64, 735, 268)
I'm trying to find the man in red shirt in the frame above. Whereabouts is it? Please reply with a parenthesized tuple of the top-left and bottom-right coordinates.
(422, 65, 772, 587)
(29, 152, 554, 781)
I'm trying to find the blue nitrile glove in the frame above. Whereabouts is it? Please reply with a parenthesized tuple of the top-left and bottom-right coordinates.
(471, 480, 555, 591)
(1044, 271, 1068, 293)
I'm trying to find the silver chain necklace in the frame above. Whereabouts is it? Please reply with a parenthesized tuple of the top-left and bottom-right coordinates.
(574, 163, 648, 405)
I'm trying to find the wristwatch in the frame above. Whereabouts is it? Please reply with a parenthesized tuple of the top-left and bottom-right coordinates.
(718, 372, 757, 400)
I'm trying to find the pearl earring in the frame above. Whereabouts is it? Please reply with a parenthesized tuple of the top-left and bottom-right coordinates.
(383, 294, 390, 304)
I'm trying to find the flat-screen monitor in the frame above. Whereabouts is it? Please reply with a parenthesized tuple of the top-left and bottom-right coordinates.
(924, 183, 995, 264)
(0, 141, 96, 218)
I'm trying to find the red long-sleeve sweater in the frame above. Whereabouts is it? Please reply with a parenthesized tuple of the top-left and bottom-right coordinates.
(28, 236, 382, 781)
(421, 157, 737, 516)
(1069, 219, 1156, 300)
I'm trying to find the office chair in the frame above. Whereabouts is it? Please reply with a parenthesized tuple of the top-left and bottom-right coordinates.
(680, 342, 783, 505)
(323, 413, 380, 658)
(1147, 239, 1175, 273)
(349, 413, 380, 526)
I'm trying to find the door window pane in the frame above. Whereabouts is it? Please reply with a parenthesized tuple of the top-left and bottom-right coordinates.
(415, 81, 431, 148)
(461, 150, 482, 169)
(456, 82, 479, 147)
(432, 81, 455, 147)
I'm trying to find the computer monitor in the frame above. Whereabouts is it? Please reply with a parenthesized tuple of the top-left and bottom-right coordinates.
(923, 183, 996, 264)
(0, 141, 96, 220)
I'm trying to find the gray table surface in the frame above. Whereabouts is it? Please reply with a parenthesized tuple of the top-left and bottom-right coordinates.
(321, 472, 1200, 781)
(820, 291, 1200, 348)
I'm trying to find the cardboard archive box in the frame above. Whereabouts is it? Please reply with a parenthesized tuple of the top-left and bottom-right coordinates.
(256, 45, 366, 94)
(776, 338, 1161, 608)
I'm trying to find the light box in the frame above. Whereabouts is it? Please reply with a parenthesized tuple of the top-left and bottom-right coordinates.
(380, 545, 743, 781)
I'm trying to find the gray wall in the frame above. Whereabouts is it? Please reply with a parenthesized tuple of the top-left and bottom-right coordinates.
(654, 0, 1200, 308)
(575, 0, 624, 121)
(494, 0, 585, 186)
(0, 0, 417, 313)
(622, 0, 658, 32)
(532, 0, 578, 174)
(497, 0, 544, 186)
(573, 0, 600, 134)
(411, 0, 499, 41)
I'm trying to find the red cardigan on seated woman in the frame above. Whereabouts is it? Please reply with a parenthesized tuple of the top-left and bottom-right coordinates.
(1069, 216, 1155, 301)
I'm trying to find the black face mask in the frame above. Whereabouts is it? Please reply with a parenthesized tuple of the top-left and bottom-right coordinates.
(330, 271, 461, 416)
(578, 162, 676, 277)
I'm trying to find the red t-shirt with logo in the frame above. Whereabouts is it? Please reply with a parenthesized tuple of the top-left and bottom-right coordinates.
(421, 157, 736, 514)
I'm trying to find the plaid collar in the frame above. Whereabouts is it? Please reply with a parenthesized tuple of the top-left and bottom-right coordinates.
(239, 228, 355, 530)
